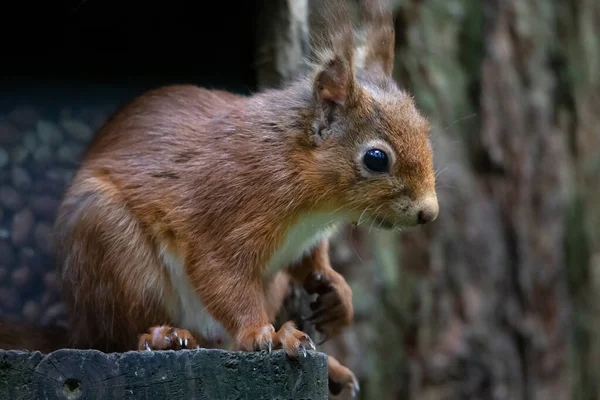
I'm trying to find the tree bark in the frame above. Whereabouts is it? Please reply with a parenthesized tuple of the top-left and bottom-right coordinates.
(255, 0, 309, 89)
(258, 0, 600, 399)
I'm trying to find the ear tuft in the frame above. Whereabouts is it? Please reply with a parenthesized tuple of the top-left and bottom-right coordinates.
(357, 0, 395, 78)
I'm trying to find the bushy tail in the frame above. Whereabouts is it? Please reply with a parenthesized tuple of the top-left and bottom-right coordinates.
(0, 318, 70, 353)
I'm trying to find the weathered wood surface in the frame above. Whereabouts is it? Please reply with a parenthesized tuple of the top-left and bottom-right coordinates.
(0, 348, 328, 400)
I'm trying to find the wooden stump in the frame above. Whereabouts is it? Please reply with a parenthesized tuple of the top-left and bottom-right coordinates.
(0, 348, 328, 400)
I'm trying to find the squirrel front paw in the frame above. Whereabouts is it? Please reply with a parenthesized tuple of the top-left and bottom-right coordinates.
(273, 321, 316, 358)
(304, 271, 353, 343)
(236, 321, 315, 358)
(235, 324, 276, 352)
(138, 325, 200, 351)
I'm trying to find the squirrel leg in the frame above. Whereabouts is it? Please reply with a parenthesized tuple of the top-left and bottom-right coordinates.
(231, 283, 316, 358)
(288, 239, 354, 343)
(185, 258, 315, 358)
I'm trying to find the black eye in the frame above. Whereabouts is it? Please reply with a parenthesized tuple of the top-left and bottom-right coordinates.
(363, 148, 389, 173)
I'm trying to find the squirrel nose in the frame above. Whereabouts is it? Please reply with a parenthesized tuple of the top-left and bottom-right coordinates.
(416, 197, 439, 225)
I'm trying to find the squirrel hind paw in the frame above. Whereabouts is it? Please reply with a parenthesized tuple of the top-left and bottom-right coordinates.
(137, 325, 200, 351)
(327, 356, 360, 397)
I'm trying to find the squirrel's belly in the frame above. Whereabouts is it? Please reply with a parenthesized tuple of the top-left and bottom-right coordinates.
(264, 211, 353, 276)
(158, 243, 230, 345)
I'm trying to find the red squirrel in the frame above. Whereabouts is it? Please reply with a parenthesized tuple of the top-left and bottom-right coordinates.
(0, 0, 438, 396)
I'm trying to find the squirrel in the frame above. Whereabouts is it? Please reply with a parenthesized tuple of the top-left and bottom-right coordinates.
(0, 0, 438, 397)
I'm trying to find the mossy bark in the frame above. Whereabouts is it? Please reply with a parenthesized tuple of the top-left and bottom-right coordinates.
(257, 1, 600, 398)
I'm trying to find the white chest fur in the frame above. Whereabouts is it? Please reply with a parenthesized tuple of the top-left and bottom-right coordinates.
(264, 211, 352, 276)
(156, 211, 352, 344)
(158, 245, 228, 343)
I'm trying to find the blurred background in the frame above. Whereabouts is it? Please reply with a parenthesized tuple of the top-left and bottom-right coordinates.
(0, 0, 598, 399)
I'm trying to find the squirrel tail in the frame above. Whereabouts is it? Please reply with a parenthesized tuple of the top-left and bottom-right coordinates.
(0, 317, 70, 353)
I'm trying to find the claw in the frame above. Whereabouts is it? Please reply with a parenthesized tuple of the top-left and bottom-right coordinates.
(307, 307, 339, 325)
(178, 336, 183, 346)
(184, 337, 188, 347)
(306, 336, 316, 351)
(350, 378, 360, 397)
(306, 309, 329, 324)
(195, 345, 200, 349)
(317, 332, 331, 346)
(312, 330, 323, 346)
(305, 273, 334, 295)
(144, 341, 151, 351)
(268, 341, 272, 353)
(296, 342, 307, 358)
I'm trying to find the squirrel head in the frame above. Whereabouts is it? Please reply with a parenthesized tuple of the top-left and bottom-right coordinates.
(300, 0, 438, 229)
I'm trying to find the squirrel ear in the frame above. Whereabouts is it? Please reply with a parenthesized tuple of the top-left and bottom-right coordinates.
(314, 56, 352, 105)
(308, 0, 356, 142)
(309, 0, 355, 107)
(311, 56, 355, 144)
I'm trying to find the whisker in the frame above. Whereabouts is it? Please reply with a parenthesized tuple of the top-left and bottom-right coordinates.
(434, 166, 448, 179)
(329, 203, 361, 215)
(357, 207, 371, 227)
(306, 186, 334, 215)
(435, 184, 458, 190)
(368, 216, 376, 234)
(378, 212, 390, 229)
(367, 204, 385, 234)
(443, 113, 477, 132)
(350, 234, 364, 264)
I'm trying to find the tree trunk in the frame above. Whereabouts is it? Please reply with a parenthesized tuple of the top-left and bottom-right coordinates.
(258, 0, 600, 399)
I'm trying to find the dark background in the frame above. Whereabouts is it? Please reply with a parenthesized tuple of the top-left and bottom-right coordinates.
(0, 0, 263, 357)
(0, 0, 258, 110)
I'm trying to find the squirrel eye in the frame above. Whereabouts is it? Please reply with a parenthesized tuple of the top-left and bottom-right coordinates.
(363, 148, 389, 173)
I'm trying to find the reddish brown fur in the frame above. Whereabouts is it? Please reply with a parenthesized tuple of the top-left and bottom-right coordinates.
(288, 239, 354, 342)
(0, 318, 69, 354)
(0, 0, 437, 396)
